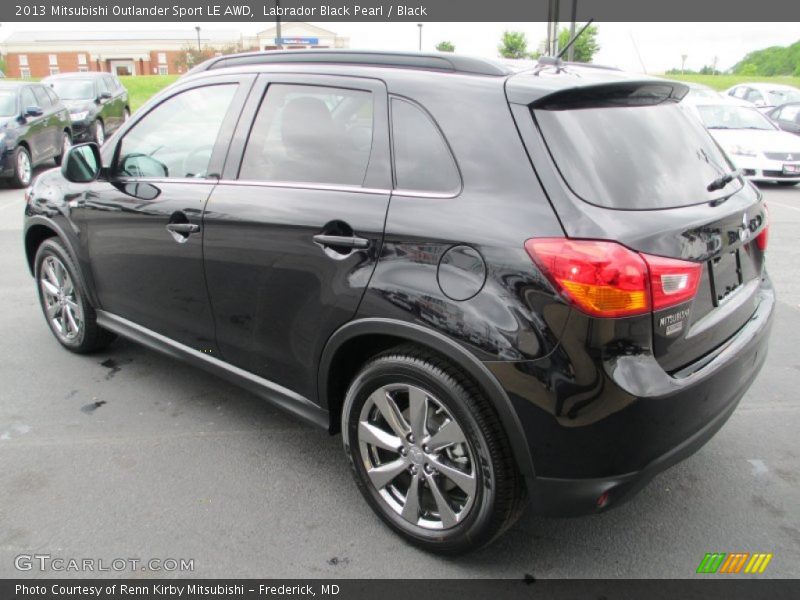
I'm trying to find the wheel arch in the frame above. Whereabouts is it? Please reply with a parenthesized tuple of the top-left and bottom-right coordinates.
(318, 317, 535, 478)
(24, 217, 97, 307)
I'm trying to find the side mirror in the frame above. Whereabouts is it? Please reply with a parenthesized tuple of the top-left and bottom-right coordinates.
(24, 106, 43, 118)
(62, 143, 102, 183)
(97, 92, 112, 102)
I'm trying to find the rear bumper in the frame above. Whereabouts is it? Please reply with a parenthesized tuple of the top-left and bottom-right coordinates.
(70, 121, 93, 143)
(487, 276, 775, 516)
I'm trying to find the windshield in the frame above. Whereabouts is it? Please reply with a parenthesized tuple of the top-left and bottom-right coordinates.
(686, 88, 719, 101)
(767, 89, 800, 105)
(49, 80, 94, 100)
(697, 104, 775, 130)
(534, 101, 738, 210)
(0, 91, 17, 117)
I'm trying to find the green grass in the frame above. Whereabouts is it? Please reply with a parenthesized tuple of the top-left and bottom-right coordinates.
(661, 73, 800, 91)
(119, 75, 179, 112)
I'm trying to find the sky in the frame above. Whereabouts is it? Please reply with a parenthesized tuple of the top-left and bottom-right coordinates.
(0, 21, 798, 73)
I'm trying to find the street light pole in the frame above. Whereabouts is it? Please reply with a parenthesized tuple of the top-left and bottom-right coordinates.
(567, 0, 577, 62)
(195, 26, 201, 52)
(417, 23, 423, 51)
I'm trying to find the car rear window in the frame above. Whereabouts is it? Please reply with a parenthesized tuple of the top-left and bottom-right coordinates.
(533, 86, 740, 210)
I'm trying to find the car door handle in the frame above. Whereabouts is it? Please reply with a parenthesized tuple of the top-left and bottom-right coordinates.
(166, 223, 200, 234)
(312, 234, 370, 249)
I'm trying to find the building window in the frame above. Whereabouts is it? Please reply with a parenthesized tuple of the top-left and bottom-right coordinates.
(49, 54, 58, 66)
(20, 67, 31, 79)
(78, 53, 87, 66)
(78, 66, 89, 73)
(49, 67, 60, 76)
(158, 66, 168, 75)
(18, 55, 28, 67)
(157, 52, 167, 64)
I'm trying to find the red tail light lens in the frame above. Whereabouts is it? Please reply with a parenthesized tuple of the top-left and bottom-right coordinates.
(756, 205, 768, 251)
(644, 254, 702, 311)
(525, 238, 701, 318)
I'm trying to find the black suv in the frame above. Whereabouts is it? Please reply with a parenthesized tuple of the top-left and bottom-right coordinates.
(43, 72, 130, 146)
(24, 51, 774, 554)
(0, 81, 71, 187)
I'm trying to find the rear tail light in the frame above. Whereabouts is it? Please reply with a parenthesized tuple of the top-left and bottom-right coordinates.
(756, 205, 768, 251)
(525, 238, 701, 318)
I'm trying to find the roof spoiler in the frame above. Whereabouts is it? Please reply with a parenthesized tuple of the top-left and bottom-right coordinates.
(531, 81, 690, 110)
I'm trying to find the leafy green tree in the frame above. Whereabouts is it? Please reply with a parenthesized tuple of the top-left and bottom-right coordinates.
(0, 56, 7, 77)
(436, 41, 455, 53)
(498, 31, 532, 59)
(732, 40, 800, 76)
(556, 24, 600, 62)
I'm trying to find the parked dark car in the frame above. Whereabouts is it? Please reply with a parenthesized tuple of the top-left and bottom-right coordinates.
(43, 72, 130, 146)
(766, 102, 800, 136)
(0, 81, 71, 188)
(23, 51, 774, 554)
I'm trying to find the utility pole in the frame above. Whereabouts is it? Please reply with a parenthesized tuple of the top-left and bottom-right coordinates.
(546, 0, 560, 56)
(681, 54, 688, 75)
(417, 23, 423, 51)
(567, 0, 577, 62)
(195, 26, 201, 52)
(275, 0, 282, 49)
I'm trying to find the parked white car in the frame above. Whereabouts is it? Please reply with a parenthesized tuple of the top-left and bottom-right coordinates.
(692, 100, 800, 185)
(724, 82, 800, 112)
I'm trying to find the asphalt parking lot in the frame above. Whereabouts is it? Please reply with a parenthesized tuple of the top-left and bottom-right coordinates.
(0, 166, 798, 579)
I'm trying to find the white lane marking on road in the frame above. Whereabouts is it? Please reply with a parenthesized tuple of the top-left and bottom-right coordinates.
(767, 200, 800, 213)
(0, 424, 32, 441)
(747, 459, 769, 477)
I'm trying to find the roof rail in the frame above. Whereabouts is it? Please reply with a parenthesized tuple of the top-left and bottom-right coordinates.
(186, 50, 515, 77)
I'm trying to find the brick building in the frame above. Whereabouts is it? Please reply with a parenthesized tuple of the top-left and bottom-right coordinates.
(0, 25, 349, 79)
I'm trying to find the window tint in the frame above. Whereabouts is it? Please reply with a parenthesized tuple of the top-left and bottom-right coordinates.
(239, 84, 373, 186)
(115, 84, 237, 179)
(32, 86, 51, 108)
(20, 88, 37, 110)
(731, 87, 748, 99)
(391, 98, 459, 193)
(96, 77, 110, 95)
(745, 89, 764, 104)
(104, 75, 117, 92)
(534, 102, 739, 210)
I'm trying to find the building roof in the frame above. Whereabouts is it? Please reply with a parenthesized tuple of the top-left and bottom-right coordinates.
(256, 23, 339, 38)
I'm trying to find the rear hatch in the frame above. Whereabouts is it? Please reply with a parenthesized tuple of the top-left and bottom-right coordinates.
(526, 81, 768, 373)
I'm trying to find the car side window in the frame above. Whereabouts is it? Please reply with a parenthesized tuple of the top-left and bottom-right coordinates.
(114, 84, 237, 180)
(32, 86, 51, 108)
(239, 84, 374, 186)
(732, 86, 748, 99)
(20, 88, 37, 111)
(45, 87, 59, 105)
(390, 98, 460, 194)
(97, 77, 110, 96)
(745, 89, 763, 104)
(103, 75, 117, 93)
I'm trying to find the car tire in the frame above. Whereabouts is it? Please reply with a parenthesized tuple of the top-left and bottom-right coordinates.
(342, 345, 526, 555)
(53, 132, 72, 167)
(9, 146, 33, 188)
(93, 120, 105, 146)
(34, 238, 115, 354)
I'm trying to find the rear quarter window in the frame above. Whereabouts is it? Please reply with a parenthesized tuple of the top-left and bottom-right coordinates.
(390, 98, 460, 194)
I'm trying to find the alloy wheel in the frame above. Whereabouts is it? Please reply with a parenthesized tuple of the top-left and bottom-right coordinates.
(17, 150, 31, 186)
(39, 255, 83, 342)
(95, 121, 105, 145)
(357, 383, 477, 530)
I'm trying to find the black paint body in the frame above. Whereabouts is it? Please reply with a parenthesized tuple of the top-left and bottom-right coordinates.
(23, 60, 774, 516)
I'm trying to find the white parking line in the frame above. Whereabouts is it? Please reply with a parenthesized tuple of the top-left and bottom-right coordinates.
(766, 199, 800, 213)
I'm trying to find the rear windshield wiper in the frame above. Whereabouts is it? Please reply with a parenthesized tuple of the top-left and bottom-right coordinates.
(707, 169, 743, 192)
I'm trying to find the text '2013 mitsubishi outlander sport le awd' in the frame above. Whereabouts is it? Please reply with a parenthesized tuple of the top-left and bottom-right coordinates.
(23, 51, 774, 554)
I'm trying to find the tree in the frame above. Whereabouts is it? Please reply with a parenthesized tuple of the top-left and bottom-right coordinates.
(498, 31, 532, 60)
(555, 24, 600, 62)
(173, 42, 244, 74)
(436, 41, 455, 53)
(732, 40, 800, 76)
